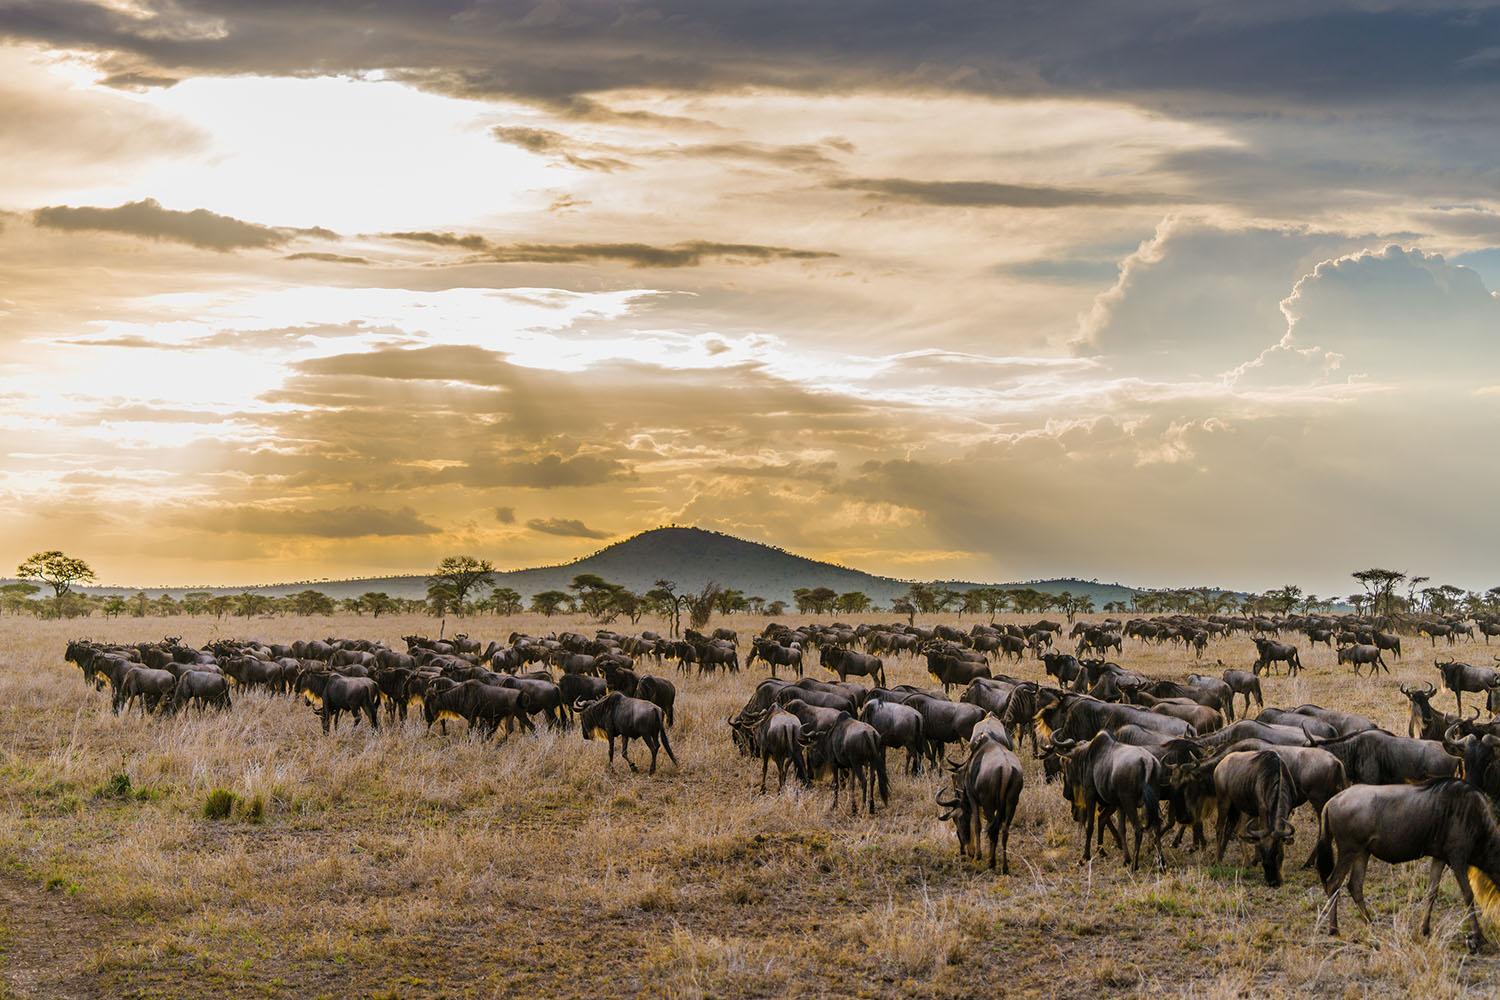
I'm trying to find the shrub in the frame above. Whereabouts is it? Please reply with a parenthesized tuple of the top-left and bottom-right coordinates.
(203, 788, 238, 820)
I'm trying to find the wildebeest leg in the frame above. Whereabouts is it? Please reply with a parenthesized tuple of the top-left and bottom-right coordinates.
(1346, 854, 1373, 925)
(1419, 858, 1446, 936)
(620, 737, 639, 773)
(1081, 805, 1095, 863)
(1130, 808, 1145, 871)
(987, 809, 1001, 871)
(1215, 805, 1238, 864)
(321, 708, 331, 734)
(606, 735, 616, 769)
(760, 752, 771, 793)
(646, 734, 660, 775)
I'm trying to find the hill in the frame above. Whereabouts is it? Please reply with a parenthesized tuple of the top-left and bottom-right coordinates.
(3, 527, 1146, 606)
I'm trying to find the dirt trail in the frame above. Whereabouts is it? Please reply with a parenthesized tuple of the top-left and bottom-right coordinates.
(0, 875, 110, 1000)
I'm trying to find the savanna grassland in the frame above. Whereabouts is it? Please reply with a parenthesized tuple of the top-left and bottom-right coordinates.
(2, 613, 1499, 999)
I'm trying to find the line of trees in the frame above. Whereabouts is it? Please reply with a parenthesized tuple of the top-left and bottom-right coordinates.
(13, 550, 1500, 624)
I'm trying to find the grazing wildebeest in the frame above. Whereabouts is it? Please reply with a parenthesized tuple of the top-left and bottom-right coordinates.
(801, 713, 890, 814)
(820, 647, 886, 688)
(937, 733, 1025, 873)
(748, 637, 803, 678)
(577, 692, 677, 774)
(1336, 643, 1388, 677)
(1252, 638, 1301, 677)
(1207, 750, 1298, 887)
(1315, 779, 1500, 950)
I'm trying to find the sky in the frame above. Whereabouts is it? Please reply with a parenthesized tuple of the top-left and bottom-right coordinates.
(1, 2, 1498, 595)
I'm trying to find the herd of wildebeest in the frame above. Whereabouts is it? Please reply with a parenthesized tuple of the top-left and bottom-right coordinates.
(61, 609, 1500, 950)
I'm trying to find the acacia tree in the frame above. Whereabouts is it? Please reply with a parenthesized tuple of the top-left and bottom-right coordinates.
(645, 579, 683, 636)
(17, 550, 95, 616)
(1264, 585, 1303, 616)
(428, 556, 495, 616)
(835, 591, 872, 615)
(680, 581, 723, 631)
(1352, 568, 1406, 619)
(530, 590, 571, 617)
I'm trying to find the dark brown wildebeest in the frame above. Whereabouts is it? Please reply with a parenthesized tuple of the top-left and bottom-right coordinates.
(1435, 657, 1500, 714)
(1335, 643, 1388, 676)
(1315, 779, 1500, 950)
(820, 646, 886, 688)
(1220, 665, 1263, 717)
(1311, 730, 1458, 785)
(1046, 731, 1165, 870)
(1255, 708, 1339, 741)
(168, 670, 231, 714)
(577, 692, 676, 774)
(801, 712, 890, 814)
(299, 671, 379, 734)
(1207, 750, 1298, 886)
(937, 733, 1025, 873)
(755, 708, 807, 792)
(747, 637, 803, 678)
(1401, 682, 1466, 741)
(859, 697, 927, 774)
(1373, 630, 1402, 659)
(1252, 637, 1301, 677)
(923, 645, 991, 693)
(120, 666, 176, 715)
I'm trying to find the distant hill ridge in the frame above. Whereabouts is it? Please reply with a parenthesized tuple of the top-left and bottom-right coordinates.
(6, 526, 1149, 605)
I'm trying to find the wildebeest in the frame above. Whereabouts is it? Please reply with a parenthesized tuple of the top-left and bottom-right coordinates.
(1207, 750, 1298, 886)
(937, 733, 1024, 873)
(1335, 643, 1388, 676)
(820, 647, 886, 688)
(1435, 657, 1500, 715)
(1047, 731, 1165, 870)
(859, 697, 927, 774)
(1252, 638, 1301, 677)
(168, 669, 231, 714)
(578, 692, 677, 774)
(1221, 666, 1263, 717)
(120, 666, 177, 715)
(299, 671, 380, 734)
(1315, 779, 1500, 950)
(755, 708, 808, 792)
(801, 712, 890, 814)
(1311, 729, 1459, 785)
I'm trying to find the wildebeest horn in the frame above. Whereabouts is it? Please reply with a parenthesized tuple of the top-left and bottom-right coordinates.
(1444, 721, 1475, 754)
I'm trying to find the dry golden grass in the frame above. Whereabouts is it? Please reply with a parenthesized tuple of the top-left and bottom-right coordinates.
(1, 611, 1499, 998)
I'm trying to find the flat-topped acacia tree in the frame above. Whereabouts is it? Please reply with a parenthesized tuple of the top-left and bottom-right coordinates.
(17, 550, 95, 616)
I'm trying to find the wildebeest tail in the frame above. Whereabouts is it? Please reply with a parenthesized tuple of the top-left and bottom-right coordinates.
(1314, 810, 1335, 883)
(659, 715, 679, 765)
(1142, 777, 1161, 831)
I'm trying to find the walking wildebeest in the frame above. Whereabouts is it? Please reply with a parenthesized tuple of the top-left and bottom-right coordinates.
(577, 692, 677, 774)
(937, 732, 1024, 873)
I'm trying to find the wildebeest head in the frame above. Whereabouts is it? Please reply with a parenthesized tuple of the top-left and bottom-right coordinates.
(1240, 751, 1296, 887)
(576, 692, 622, 740)
(1445, 722, 1500, 799)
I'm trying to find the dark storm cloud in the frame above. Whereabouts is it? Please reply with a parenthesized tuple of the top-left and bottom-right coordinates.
(6, 2, 1499, 111)
(832, 178, 1183, 209)
(381, 231, 835, 267)
(33, 198, 322, 251)
(526, 516, 610, 539)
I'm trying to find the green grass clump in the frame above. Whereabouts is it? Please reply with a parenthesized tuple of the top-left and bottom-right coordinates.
(203, 788, 238, 820)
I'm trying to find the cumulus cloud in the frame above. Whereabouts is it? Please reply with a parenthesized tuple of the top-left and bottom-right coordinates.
(526, 516, 610, 539)
(32, 198, 319, 251)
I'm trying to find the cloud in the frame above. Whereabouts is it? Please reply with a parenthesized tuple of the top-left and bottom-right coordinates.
(832, 178, 1182, 208)
(1251, 244, 1500, 382)
(526, 516, 610, 539)
(1077, 219, 1372, 375)
(173, 504, 440, 538)
(32, 198, 307, 251)
(495, 506, 516, 524)
(284, 252, 370, 265)
(381, 231, 835, 267)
